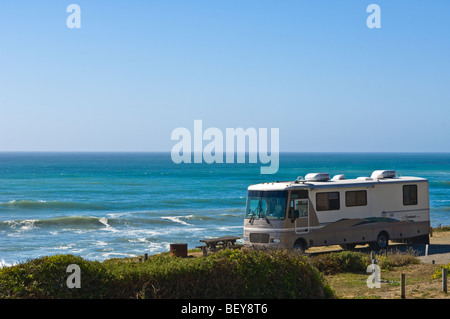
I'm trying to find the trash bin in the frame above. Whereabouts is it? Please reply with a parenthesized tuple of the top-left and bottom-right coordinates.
(170, 243, 188, 257)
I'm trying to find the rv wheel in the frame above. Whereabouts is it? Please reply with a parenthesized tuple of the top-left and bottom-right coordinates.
(293, 239, 306, 254)
(370, 232, 389, 250)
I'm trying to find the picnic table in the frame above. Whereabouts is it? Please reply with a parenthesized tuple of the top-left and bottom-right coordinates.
(197, 236, 241, 256)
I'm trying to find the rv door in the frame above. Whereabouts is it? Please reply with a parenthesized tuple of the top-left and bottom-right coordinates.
(292, 199, 309, 234)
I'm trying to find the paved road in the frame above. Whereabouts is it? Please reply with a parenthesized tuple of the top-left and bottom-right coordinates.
(415, 233, 450, 265)
(414, 244, 450, 265)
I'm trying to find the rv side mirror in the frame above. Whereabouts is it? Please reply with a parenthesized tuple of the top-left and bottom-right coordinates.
(289, 209, 299, 221)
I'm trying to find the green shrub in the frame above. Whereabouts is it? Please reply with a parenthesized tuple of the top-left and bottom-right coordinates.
(0, 254, 113, 299)
(310, 251, 367, 274)
(310, 248, 420, 275)
(431, 225, 450, 233)
(375, 248, 420, 270)
(220, 249, 334, 299)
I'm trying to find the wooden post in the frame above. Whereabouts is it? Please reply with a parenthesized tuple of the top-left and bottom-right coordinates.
(443, 268, 448, 293)
(401, 274, 406, 299)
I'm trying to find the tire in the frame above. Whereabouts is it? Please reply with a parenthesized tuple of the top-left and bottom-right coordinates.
(370, 232, 389, 251)
(293, 239, 306, 254)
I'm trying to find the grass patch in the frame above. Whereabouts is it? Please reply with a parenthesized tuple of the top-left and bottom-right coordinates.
(319, 249, 435, 299)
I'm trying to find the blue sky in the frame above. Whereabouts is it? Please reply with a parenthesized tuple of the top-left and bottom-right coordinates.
(0, 1, 449, 152)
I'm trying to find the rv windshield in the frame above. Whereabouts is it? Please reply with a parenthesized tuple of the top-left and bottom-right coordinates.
(245, 190, 287, 220)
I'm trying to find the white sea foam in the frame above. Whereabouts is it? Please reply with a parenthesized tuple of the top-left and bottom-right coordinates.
(98, 217, 119, 233)
(128, 237, 148, 243)
(160, 215, 194, 226)
(101, 252, 137, 259)
(50, 244, 74, 250)
(217, 225, 244, 231)
(0, 259, 15, 268)
(4, 219, 38, 232)
(107, 212, 131, 218)
(122, 228, 171, 239)
(147, 242, 168, 253)
(70, 248, 86, 253)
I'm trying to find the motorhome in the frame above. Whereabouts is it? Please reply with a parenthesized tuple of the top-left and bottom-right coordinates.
(243, 170, 430, 252)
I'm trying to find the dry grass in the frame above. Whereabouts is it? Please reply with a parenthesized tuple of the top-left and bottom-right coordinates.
(321, 228, 450, 299)
(325, 263, 450, 299)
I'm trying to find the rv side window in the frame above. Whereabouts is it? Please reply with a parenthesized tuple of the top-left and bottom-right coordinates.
(345, 190, 367, 207)
(316, 192, 340, 211)
(403, 185, 418, 206)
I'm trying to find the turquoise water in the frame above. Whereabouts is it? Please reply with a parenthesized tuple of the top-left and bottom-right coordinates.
(0, 152, 449, 266)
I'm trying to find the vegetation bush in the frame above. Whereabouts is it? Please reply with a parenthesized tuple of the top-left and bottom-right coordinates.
(0, 250, 335, 299)
(431, 263, 450, 280)
(309, 248, 420, 275)
(0, 255, 113, 299)
(374, 247, 420, 270)
(432, 225, 450, 233)
(309, 251, 368, 274)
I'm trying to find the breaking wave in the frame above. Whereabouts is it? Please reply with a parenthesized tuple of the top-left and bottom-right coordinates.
(0, 200, 110, 211)
(0, 216, 118, 231)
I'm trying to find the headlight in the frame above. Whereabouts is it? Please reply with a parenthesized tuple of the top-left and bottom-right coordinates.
(270, 238, 280, 244)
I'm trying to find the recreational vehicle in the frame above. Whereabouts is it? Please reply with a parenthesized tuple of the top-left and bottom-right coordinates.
(243, 170, 430, 252)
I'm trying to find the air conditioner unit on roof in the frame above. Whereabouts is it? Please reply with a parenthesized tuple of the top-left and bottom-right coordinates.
(371, 170, 396, 179)
(332, 174, 345, 181)
(357, 177, 373, 181)
(305, 173, 330, 182)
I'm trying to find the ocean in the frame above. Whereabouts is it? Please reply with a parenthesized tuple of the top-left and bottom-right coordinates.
(0, 152, 449, 266)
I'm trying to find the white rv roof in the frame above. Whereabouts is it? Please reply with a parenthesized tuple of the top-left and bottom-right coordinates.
(248, 173, 427, 191)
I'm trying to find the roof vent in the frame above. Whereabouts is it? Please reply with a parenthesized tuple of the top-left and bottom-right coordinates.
(371, 170, 396, 179)
(357, 177, 373, 181)
(331, 174, 345, 181)
(305, 173, 330, 182)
